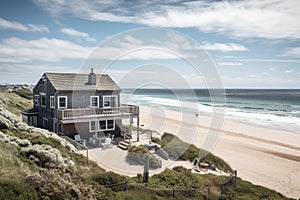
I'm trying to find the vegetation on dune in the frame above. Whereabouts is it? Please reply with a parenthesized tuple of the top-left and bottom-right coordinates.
(0, 90, 32, 115)
(159, 133, 233, 173)
(127, 145, 161, 169)
(0, 91, 294, 199)
(13, 88, 33, 100)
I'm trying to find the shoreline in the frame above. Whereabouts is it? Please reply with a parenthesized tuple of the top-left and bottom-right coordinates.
(138, 105, 300, 199)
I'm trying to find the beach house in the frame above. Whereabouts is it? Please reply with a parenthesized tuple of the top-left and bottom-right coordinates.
(21, 69, 140, 143)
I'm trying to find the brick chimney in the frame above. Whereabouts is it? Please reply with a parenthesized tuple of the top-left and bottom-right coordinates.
(88, 68, 96, 85)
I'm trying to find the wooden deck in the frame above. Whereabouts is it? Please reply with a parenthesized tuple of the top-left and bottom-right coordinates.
(56, 104, 139, 121)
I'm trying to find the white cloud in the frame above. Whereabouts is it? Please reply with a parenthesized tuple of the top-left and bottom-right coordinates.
(33, 0, 300, 39)
(236, 58, 300, 63)
(199, 42, 248, 52)
(218, 62, 243, 66)
(0, 17, 49, 33)
(60, 28, 96, 42)
(284, 47, 300, 57)
(262, 72, 269, 75)
(284, 70, 293, 74)
(0, 37, 93, 62)
(0, 63, 79, 84)
(269, 68, 275, 71)
(0, 35, 184, 63)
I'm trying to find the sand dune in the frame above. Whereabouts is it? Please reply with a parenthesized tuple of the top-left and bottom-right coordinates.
(139, 106, 300, 199)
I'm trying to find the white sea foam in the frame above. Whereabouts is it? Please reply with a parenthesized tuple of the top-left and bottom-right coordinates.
(141, 96, 181, 107)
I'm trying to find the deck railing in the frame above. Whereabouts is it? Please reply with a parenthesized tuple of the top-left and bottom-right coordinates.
(57, 104, 139, 120)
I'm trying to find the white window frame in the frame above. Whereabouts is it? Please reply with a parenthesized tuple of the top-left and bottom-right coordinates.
(58, 96, 67, 109)
(40, 93, 46, 107)
(50, 96, 55, 108)
(103, 95, 118, 108)
(90, 96, 99, 108)
(107, 119, 115, 130)
(89, 120, 115, 132)
(98, 119, 115, 131)
(89, 121, 96, 132)
(34, 94, 40, 106)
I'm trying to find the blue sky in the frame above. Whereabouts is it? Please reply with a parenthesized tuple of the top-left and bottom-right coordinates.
(0, 0, 299, 88)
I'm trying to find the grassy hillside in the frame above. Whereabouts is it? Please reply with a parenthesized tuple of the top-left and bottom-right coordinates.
(0, 91, 294, 200)
(0, 90, 32, 115)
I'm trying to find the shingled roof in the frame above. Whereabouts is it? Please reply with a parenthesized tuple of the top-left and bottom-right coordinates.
(44, 73, 121, 91)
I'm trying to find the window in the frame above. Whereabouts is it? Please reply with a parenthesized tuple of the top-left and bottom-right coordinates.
(43, 79, 47, 91)
(103, 95, 118, 108)
(99, 120, 115, 131)
(58, 96, 67, 108)
(90, 96, 99, 108)
(41, 94, 46, 107)
(89, 121, 96, 132)
(89, 120, 115, 132)
(107, 120, 114, 129)
(50, 96, 55, 108)
(99, 120, 106, 130)
(34, 94, 39, 106)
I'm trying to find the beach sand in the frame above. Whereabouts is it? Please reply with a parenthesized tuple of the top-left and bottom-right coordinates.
(139, 105, 300, 199)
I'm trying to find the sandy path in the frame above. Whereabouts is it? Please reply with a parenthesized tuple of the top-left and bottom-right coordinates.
(138, 106, 300, 199)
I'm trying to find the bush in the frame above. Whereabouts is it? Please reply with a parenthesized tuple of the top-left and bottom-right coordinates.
(151, 137, 161, 145)
(92, 171, 127, 192)
(0, 179, 38, 200)
(127, 145, 161, 169)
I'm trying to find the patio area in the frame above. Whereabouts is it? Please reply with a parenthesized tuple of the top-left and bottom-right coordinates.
(81, 145, 192, 177)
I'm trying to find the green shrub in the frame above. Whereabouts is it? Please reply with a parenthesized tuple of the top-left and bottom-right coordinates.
(92, 171, 127, 192)
(151, 137, 161, 145)
(127, 145, 161, 169)
(30, 135, 61, 148)
(0, 179, 38, 200)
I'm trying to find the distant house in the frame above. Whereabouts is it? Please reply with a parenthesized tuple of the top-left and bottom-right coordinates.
(21, 69, 140, 142)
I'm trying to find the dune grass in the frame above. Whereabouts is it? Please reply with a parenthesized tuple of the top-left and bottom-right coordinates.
(159, 133, 233, 173)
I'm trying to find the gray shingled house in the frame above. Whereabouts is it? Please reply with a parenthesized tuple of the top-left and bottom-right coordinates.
(21, 69, 139, 144)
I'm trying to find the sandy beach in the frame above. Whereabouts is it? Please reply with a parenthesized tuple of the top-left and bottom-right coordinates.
(139, 105, 300, 199)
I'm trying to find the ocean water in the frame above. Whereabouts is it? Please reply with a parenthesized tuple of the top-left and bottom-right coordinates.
(121, 89, 300, 134)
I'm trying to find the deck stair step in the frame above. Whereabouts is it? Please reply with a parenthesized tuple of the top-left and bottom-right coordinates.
(123, 139, 130, 144)
(118, 141, 129, 150)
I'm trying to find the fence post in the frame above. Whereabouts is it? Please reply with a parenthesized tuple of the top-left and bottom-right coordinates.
(143, 154, 149, 183)
(207, 185, 210, 198)
(172, 188, 175, 198)
(86, 148, 89, 163)
(234, 170, 237, 190)
(221, 184, 224, 195)
(125, 180, 128, 191)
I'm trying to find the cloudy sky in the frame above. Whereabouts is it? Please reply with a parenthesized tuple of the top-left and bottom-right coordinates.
(0, 0, 300, 88)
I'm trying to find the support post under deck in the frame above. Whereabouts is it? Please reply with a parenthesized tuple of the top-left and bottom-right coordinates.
(137, 116, 140, 142)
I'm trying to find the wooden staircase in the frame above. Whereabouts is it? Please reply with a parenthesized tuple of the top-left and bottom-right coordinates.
(118, 139, 130, 150)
